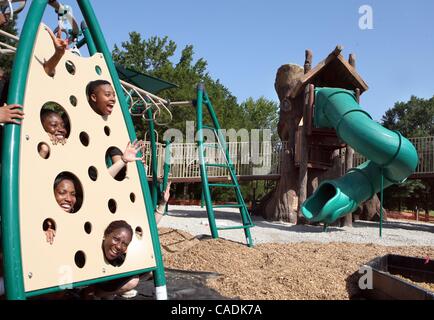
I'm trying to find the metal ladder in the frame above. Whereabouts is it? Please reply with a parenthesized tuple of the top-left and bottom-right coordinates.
(196, 83, 254, 247)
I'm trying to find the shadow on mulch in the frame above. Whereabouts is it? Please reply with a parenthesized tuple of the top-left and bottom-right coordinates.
(117, 268, 233, 300)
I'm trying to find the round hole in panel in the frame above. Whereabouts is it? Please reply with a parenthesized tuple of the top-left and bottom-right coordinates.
(79, 131, 90, 147)
(65, 60, 76, 75)
(84, 222, 92, 234)
(74, 251, 86, 268)
(95, 65, 102, 75)
(135, 226, 143, 240)
(42, 218, 56, 243)
(130, 193, 136, 203)
(54, 172, 84, 213)
(104, 126, 111, 136)
(88, 166, 98, 181)
(37, 142, 51, 159)
(108, 199, 117, 214)
(70, 95, 77, 107)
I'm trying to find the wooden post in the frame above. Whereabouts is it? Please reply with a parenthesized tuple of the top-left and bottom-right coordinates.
(349, 53, 356, 69)
(304, 49, 313, 74)
(298, 84, 313, 221)
(339, 54, 358, 227)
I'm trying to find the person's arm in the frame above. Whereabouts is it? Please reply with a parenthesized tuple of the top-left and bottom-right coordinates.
(43, 28, 68, 77)
(44, 220, 56, 245)
(155, 181, 171, 224)
(0, 13, 9, 27)
(108, 140, 143, 178)
(0, 104, 24, 124)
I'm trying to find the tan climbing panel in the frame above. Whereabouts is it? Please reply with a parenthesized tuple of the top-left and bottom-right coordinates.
(19, 24, 156, 292)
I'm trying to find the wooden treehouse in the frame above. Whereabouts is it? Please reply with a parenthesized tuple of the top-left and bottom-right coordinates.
(294, 46, 368, 170)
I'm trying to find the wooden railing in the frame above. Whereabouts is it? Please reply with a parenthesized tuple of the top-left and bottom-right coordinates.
(353, 136, 434, 178)
(140, 136, 433, 181)
(142, 141, 288, 181)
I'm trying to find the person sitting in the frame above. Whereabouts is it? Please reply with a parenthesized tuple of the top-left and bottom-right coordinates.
(81, 183, 171, 299)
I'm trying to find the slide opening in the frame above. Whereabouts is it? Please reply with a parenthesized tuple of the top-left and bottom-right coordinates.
(303, 183, 337, 219)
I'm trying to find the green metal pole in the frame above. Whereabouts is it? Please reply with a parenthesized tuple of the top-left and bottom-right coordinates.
(162, 140, 171, 190)
(162, 140, 171, 215)
(77, 0, 167, 296)
(203, 89, 254, 247)
(1, 0, 49, 300)
(197, 84, 219, 239)
(146, 108, 158, 209)
(80, 20, 97, 55)
(380, 168, 384, 238)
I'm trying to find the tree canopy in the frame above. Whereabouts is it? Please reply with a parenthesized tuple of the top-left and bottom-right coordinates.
(112, 32, 278, 139)
(112, 32, 278, 202)
(381, 95, 433, 214)
(381, 95, 434, 137)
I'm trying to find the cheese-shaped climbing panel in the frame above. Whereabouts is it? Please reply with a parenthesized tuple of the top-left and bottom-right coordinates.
(19, 24, 155, 292)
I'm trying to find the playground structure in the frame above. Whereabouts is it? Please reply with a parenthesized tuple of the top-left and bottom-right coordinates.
(254, 46, 419, 228)
(0, 0, 431, 302)
(0, 0, 170, 300)
(0, 0, 258, 299)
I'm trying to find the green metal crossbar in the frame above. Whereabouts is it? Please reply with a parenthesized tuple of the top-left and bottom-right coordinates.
(208, 183, 237, 188)
(205, 163, 231, 168)
(202, 125, 216, 131)
(213, 204, 243, 208)
(217, 224, 255, 231)
(196, 83, 254, 247)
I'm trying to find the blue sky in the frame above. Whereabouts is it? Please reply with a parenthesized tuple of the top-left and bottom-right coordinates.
(16, 0, 434, 121)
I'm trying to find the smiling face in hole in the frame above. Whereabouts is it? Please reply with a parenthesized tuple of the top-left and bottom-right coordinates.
(42, 112, 67, 140)
(90, 84, 116, 116)
(103, 228, 132, 261)
(54, 178, 76, 213)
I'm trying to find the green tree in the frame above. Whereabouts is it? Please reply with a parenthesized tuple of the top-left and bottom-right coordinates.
(382, 95, 434, 137)
(112, 33, 280, 203)
(381, 95, 434, 214)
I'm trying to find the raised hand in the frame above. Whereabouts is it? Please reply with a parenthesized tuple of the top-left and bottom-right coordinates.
(47, 27, 68, 55)
(162, 181, 172, 203)
(44, 27, 68, 77)
(44, 221, 56, 245)
(121, 140, 144, 163)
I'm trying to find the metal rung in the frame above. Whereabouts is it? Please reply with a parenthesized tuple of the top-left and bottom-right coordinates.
(205, 163, 231, 168)
(203, 143, 220, 149)
(208, 183, 237, 188)
(202, 125, 216, 131)
(213, 204, 243, 208)
(217, 224, 255, 231)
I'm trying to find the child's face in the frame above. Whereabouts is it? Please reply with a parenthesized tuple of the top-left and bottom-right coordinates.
(42, 113, 67, 140)
(103, 228, 132, 261)
(90, 84, 116, 116)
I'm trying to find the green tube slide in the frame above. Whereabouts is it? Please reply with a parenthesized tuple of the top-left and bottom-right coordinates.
(301, 87, 418, 224)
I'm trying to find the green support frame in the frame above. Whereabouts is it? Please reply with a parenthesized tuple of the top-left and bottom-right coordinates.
(196, 83, 254, 247)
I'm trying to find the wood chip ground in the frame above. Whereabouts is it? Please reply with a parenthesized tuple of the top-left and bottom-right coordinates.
(159, 227, 434, 300)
